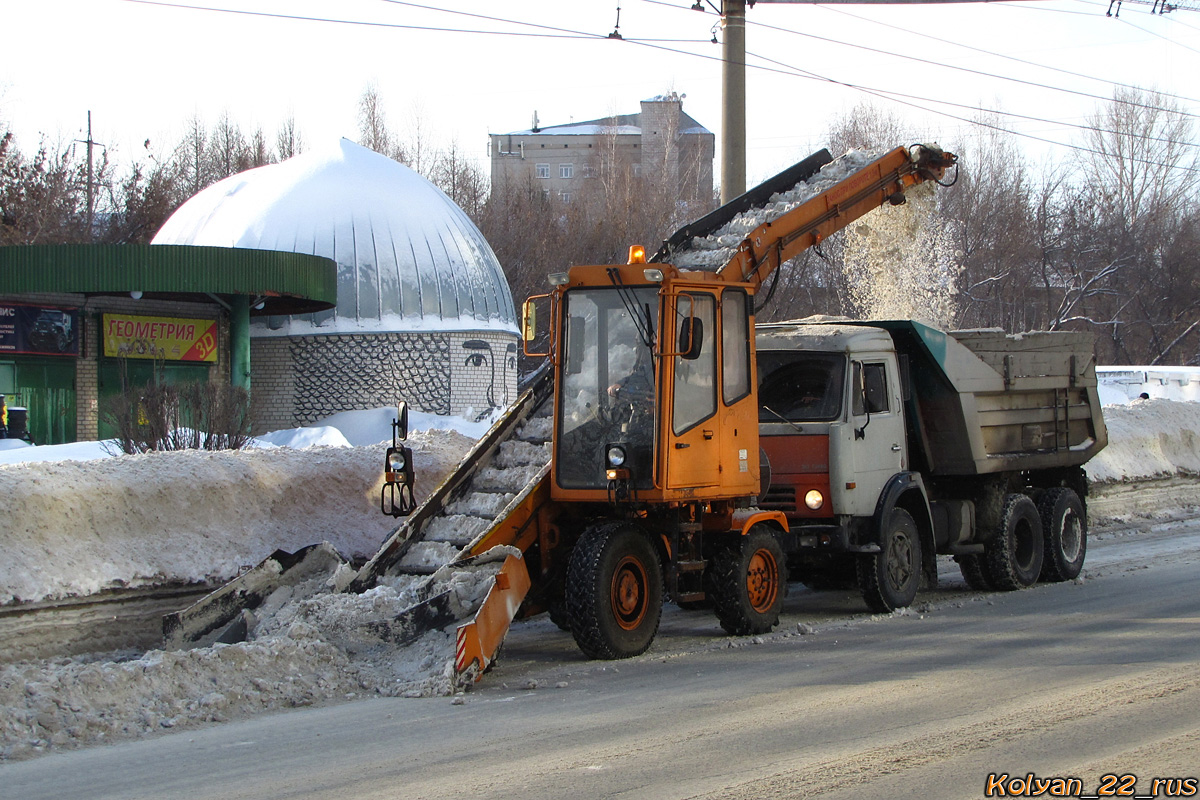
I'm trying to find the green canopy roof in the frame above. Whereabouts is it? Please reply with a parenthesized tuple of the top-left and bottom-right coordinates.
(0, 244, 336, 315)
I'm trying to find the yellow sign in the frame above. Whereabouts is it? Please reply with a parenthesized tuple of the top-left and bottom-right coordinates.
(103, 314, 218, 362)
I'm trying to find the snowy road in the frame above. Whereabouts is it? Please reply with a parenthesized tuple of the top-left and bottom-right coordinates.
(4, 507, 1198, 799)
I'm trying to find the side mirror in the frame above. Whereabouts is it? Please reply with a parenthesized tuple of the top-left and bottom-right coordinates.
(677, 316, 703, 361)
(521, 299, 537, 343)
(393, 402, 409, 443)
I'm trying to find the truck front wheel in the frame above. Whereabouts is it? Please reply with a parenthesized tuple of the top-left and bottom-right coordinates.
(566, 522, 663, 659)
(710, 526, 787, 636)
(859, 508, 921, 612)
(984, 494, 1044, 590)
(1038, 488, 1086, 582)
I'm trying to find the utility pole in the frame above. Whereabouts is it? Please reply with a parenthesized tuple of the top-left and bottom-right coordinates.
(721, 0, 747, 203)
(74, 111, 105, 241)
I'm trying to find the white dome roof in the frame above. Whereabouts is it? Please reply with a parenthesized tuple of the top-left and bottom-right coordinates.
(153, 139, 516, 334)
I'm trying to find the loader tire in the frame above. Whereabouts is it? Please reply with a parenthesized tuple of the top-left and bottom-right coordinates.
(548, 601, 571, 632)
(983, 493, 1044, 590)
(955, 553, 992, 591)
(710, 526, 787, 636)
(565, 522, 662, 660)
(1038, 488, 1086, 582)
(858, 508, 921, 613)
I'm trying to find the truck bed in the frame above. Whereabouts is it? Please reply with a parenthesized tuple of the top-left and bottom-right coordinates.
(847, 321, 1107, 476)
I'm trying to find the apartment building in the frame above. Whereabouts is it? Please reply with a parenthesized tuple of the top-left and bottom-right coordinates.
(489, 93, 715, 206)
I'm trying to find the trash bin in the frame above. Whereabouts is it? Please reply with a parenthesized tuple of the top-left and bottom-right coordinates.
(7, 407, 28, 441)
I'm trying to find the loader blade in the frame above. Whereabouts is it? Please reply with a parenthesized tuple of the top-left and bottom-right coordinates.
(455, 552, 531, 680)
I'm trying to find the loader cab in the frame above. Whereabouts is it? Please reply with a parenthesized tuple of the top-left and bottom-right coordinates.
(526, 261, 760, 506)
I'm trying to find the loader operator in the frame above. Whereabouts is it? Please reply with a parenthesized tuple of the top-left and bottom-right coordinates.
(606, 343, 656, 425)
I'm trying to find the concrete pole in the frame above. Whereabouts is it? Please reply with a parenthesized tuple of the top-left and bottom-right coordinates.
(721, 0, 747, 204)
(230, 295, 251, 392)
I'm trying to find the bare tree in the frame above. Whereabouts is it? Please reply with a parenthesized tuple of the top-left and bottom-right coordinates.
(1080, 86, 1199, 231)
(275, 114, 302, 161)
(357, 83, 406, 162)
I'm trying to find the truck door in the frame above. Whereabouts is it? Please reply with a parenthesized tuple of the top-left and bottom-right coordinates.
(838, 356, 906, 516)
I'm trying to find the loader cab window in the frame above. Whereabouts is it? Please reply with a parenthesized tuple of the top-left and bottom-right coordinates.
(673, 292, 717, 435)
(722, 289, 751, 405)
(853, 362, 890, 416)
(757, 351, 845, 422)
(556, 286, 658, 490)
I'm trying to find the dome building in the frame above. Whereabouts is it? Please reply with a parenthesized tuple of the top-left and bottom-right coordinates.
(154, 139, 519, 430)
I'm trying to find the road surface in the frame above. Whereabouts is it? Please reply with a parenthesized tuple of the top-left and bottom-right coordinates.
(3, 515, 1199, 800)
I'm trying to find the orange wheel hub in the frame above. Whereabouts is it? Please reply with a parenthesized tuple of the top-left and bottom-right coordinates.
(611, 555, 649, 630)
(746, 549, 779, 613)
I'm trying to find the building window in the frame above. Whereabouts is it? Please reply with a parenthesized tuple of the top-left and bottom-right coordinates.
(536, 163, 550, 179)
(560, 192, 572, 203)
(560, 163, 574, 179)
(633, 163, 642, 178)
(582, 165, 597, 179)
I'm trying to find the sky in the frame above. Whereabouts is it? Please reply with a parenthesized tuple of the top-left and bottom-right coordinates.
(1, 0, 1197, 187)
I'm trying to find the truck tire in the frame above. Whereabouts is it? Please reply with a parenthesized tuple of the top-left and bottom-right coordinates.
(1038, 488, 1086, 582)
(984, 494, 1044, 590)
(710, 526, 787, 635)
(955, 553, 992, 591)
(858, 508, 921, 612)
(565, 522, 663, 659)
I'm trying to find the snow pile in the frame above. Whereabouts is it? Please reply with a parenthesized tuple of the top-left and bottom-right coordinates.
(0, 429, 473, 605)
(1085, 398, 1200, 484)
(0, 405, 488, 605)
(670, 149, 884, 270)
(1097, 367, 1200, 406)
(0, 550, 515, 761)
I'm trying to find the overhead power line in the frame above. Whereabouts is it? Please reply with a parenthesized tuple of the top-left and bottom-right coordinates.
(737, 15, 1200, 119)
(118, 0, 1200, 174)
(814, 3, 1200, 105)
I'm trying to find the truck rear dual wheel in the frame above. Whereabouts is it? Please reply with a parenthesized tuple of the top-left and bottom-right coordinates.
(984, 494, 1044, 590)
(566, 522, 663, 659)
(710, 527, 787, 636)
(955, 553, 993, 591)
(1038, 488, 1086, 582)
(858, 508, 921, 613)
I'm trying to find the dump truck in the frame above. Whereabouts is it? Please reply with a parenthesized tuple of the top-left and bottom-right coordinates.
(755, 320, 1105, 612)
(166, 144, 1106, 680)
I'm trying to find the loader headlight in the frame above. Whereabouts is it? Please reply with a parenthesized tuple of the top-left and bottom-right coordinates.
(804, 489, 824, 510)
(387, 449, 408, 472)
(606, 445, 627, 468)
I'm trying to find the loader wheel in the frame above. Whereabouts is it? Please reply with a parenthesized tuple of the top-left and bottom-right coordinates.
(710, 526, 787, 636)
(858, 508, 921, 613)
(1038, 488, 1086, 582)
(548, 601, 571, 632)
(983, 493, 1044, 590)
(955, 553, 992, 591)
(566, 523, 662, 659)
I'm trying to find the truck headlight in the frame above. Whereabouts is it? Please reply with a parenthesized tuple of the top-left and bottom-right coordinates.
(607, 445, 627, 468)
(804, 489, 824, 510)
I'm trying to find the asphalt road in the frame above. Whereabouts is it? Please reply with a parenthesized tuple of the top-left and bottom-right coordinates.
(4, 519, 1199, 800)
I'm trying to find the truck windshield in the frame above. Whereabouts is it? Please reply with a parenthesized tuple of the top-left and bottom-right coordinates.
(556, 286, 658, 490)
(757, 351, 845, 422)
